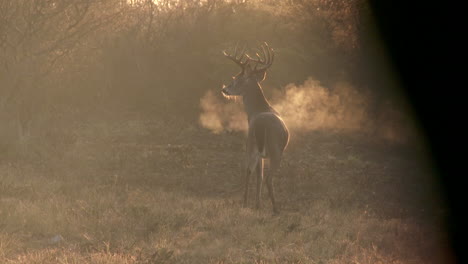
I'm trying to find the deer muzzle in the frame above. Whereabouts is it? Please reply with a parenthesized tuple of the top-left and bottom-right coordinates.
(222, 87, 230, 96)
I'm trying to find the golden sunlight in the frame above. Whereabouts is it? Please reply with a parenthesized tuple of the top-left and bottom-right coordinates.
(0, 1, 456, 263)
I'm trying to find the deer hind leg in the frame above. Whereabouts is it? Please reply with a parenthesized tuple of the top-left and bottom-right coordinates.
(243, 154, 259, 208)
(266, 153, 281, 215)
(255, 158, 264, 209)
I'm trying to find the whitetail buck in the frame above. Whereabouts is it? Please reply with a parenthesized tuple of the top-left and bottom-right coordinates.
(222, 42, 289, 214)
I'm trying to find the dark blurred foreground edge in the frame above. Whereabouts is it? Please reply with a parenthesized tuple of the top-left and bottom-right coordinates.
(368, 0, 463, 262)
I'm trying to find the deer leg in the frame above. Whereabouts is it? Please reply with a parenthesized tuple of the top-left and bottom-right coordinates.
(265, 174, 277, 214)
(243, 169, 251, 208)
(266, 156, 281, 215)
(244, 156, 259, 208)
(255, 159, 264, 209)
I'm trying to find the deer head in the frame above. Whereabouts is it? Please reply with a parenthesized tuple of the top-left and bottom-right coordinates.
(222, 42, 274, 97)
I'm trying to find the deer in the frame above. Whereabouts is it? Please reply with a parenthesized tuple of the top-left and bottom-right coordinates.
(221, 42, 289, 214)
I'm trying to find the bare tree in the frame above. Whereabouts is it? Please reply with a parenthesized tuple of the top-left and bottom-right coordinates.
(0, 0, 123, 143)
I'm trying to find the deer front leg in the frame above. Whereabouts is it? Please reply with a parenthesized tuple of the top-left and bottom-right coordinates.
(255, 159, 264, 209)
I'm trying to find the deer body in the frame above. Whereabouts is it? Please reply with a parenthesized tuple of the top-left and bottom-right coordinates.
(222, 43, 289, 214)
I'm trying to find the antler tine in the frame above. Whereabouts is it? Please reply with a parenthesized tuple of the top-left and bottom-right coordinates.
(262, 43, 269, 65)
(249, 42, 274, 72)
(238, 44, 248, 63)
(266, 42, 272, 65)
(266, 42, 274, 68)
(224, 42, 274, 72)
(223, 43, 249, 70)
(264, 42, 275, 66)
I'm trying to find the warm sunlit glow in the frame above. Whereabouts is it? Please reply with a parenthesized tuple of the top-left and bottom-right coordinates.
(0, 0, 454, 263)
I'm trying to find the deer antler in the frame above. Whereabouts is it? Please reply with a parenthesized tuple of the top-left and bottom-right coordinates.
(223, 43, 249, 70)
(247, 42, 274, 72)
(223, 42, 275, 72)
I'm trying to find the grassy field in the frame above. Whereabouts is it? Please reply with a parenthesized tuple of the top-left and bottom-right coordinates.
(0, 116, 453, 263)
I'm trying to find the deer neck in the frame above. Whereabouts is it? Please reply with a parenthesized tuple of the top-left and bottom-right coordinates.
(242, 82, 273, 121)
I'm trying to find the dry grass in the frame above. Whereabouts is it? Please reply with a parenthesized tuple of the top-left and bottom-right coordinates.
(0, 117, 452, 263)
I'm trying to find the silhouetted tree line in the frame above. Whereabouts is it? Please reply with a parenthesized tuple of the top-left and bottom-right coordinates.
(2, 0, 388, 151)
